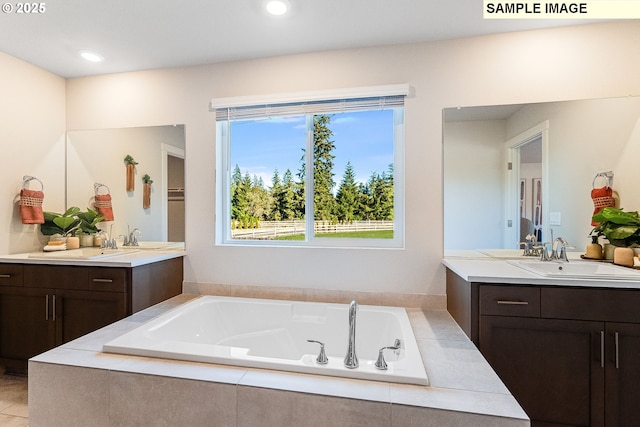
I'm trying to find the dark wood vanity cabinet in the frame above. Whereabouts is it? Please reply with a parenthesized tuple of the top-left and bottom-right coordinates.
(0, 257, 183, 371)
(447, 269, 640, 427)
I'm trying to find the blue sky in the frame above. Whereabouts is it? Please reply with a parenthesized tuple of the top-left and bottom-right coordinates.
(230, 109, 394, 188)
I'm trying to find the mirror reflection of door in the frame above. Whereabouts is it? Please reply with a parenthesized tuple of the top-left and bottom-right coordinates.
(167, 154, 185, 242)
(518, 137, 542, 243)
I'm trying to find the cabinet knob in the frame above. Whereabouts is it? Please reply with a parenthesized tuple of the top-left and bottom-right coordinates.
(92, 278, 114, 283)
(0, 274, 11, 278)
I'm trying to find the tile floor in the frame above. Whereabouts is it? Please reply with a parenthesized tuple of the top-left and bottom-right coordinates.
(0, 373, 28, 427)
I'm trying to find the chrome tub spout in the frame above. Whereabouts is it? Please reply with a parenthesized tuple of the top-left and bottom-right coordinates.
(344, 300, 359, 369)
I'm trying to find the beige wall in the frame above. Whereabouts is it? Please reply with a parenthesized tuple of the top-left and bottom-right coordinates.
(0, 52, 66, 254)
(6, 21, 640, 299)
(66, 126, 185, 241)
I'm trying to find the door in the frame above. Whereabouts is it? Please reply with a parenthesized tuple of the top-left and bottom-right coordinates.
(480, 315, 605, 427)
(57, 289, 127, 344)
(605, 322, 640, 426)
(0, 288, 56, 365)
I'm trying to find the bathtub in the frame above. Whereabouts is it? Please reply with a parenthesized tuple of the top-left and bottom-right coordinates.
(103, 296, 429, 385)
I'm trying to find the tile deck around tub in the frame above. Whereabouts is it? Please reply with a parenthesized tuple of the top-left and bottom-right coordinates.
(28, 294, 529, 427)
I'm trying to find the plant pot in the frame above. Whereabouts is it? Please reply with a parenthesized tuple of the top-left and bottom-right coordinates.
(126, 163, 135, 192)
(66, 236, 80, 250)
(79, 234, 94, 247)
(614, 247, 635, 267)
(143, 183, 151, 209)
(603, 244, 617, 260)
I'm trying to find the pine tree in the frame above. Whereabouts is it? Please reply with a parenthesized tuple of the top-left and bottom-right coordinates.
(336, 162, 359, 222)
(282, 169, 296, 220)
(231, 165, 248, 220)
(293, 149, 306, 219)
(269, 169, 283, 221)
(313, 115, 336, 221)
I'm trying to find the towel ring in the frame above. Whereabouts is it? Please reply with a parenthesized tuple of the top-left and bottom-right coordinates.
(94, 183, 111, 195)
(592, 171, 613, 189)
(22, 175, 43, 191)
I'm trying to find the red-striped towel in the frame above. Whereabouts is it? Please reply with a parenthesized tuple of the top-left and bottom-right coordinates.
(19, 188, 44, 224)
(95, 194, 114, 221)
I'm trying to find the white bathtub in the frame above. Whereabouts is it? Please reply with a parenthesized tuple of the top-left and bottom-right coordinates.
(103, 296, 429, 385)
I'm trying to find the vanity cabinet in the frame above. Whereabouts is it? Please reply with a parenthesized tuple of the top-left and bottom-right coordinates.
(0, 257, 182, 372)
(446, 269, 640, 427)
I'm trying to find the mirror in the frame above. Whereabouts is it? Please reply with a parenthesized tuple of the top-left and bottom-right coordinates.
(66, 125, 185, 243)
(444, 96, 640, 252)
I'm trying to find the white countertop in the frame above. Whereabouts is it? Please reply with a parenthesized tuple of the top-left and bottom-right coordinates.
(443, 249, 640, 289)
(0, 244, 185, 267)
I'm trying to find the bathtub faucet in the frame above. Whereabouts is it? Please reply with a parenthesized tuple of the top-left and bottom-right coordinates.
(344, 300, 359, 369)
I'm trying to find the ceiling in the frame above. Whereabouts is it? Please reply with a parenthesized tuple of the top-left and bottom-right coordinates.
(0, 0, 606, 78)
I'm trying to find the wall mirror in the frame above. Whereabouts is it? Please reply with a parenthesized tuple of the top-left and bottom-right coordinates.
(66, 125, 185, 244)
(443, 96, 640, 252)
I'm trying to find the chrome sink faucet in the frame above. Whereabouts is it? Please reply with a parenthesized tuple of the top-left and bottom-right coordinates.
(551, 237, 573, 262)
(344, 300, 359, 369)
(123, 226, 141, 246)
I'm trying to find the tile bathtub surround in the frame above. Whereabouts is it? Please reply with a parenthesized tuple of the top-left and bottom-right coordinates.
(183, 281, 447, 309)
(28, 294, 529, 427)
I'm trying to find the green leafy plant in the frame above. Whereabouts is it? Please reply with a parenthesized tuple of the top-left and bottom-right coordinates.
(76, 208, 105, 235)
(124, 155, 138, 165)
(592, 207, 640, 247)
(142, 174, 153, 184)
(40, 207, 82, 237)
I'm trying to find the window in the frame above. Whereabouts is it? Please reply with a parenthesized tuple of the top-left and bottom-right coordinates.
(214, 85, 407, 248)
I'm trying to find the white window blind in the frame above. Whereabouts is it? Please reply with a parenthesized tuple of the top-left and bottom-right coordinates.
(211, 84, 409, 121)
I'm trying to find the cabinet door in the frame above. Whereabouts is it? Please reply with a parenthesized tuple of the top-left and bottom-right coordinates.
(480, 315, 605, 427)
(605, 322, 640, 426)
(56, 289, 127, 344)
(0, 288, 56, 367)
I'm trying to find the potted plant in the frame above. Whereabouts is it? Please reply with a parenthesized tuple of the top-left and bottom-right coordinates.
(592, 207, 640, 247)
(76, 208, 105, 246)
(142, 174, 153, 209)
(40, 207, 82, 248)
(592, 207, 640, 263)
(124, 154, 138, 191)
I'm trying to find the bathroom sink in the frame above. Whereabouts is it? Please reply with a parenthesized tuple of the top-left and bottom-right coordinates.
(508, 259, 640, 280)
(28, 247, 139, 260)
(134, 241, 184, 250)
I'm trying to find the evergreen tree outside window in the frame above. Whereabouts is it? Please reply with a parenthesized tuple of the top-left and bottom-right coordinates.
(214, 85, 406, 248)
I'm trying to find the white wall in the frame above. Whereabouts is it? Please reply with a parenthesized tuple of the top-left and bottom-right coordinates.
(0, 52, 66, 254)
(444, 120, 506, 249)
(66, 126, 185, 241)
(23, 21, 640, 298)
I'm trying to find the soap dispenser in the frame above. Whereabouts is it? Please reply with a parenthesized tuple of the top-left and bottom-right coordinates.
(585, 235, 603, 259)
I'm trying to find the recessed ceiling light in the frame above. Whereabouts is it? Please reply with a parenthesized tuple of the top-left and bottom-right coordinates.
(265, 0, 289, 16)
(79, 50, 104, 63)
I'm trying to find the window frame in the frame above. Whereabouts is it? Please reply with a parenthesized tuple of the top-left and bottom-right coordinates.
(213, 85, 408, 249)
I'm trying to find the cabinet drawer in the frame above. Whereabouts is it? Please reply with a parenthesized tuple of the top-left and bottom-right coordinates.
(480, 285, 540, 317)
(88, 268, 127, 292)
(24, 265, 89, 289)
(0, 264, 24, 287)
(542, 287, 640, 323)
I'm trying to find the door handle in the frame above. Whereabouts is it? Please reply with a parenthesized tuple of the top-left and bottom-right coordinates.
(496, 300, 529, 305)
(615, 331, 620, 369)
(92, 278, 114, 283)
(45, 294, 49, 320)
(52, 295, 56, 321)
(600, 330, 605, 368)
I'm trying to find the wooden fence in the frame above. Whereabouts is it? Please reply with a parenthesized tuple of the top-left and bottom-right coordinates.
(231, 220, 393, 239)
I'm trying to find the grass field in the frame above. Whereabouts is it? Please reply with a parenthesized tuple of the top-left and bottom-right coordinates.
(275, 230, 393, 240)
